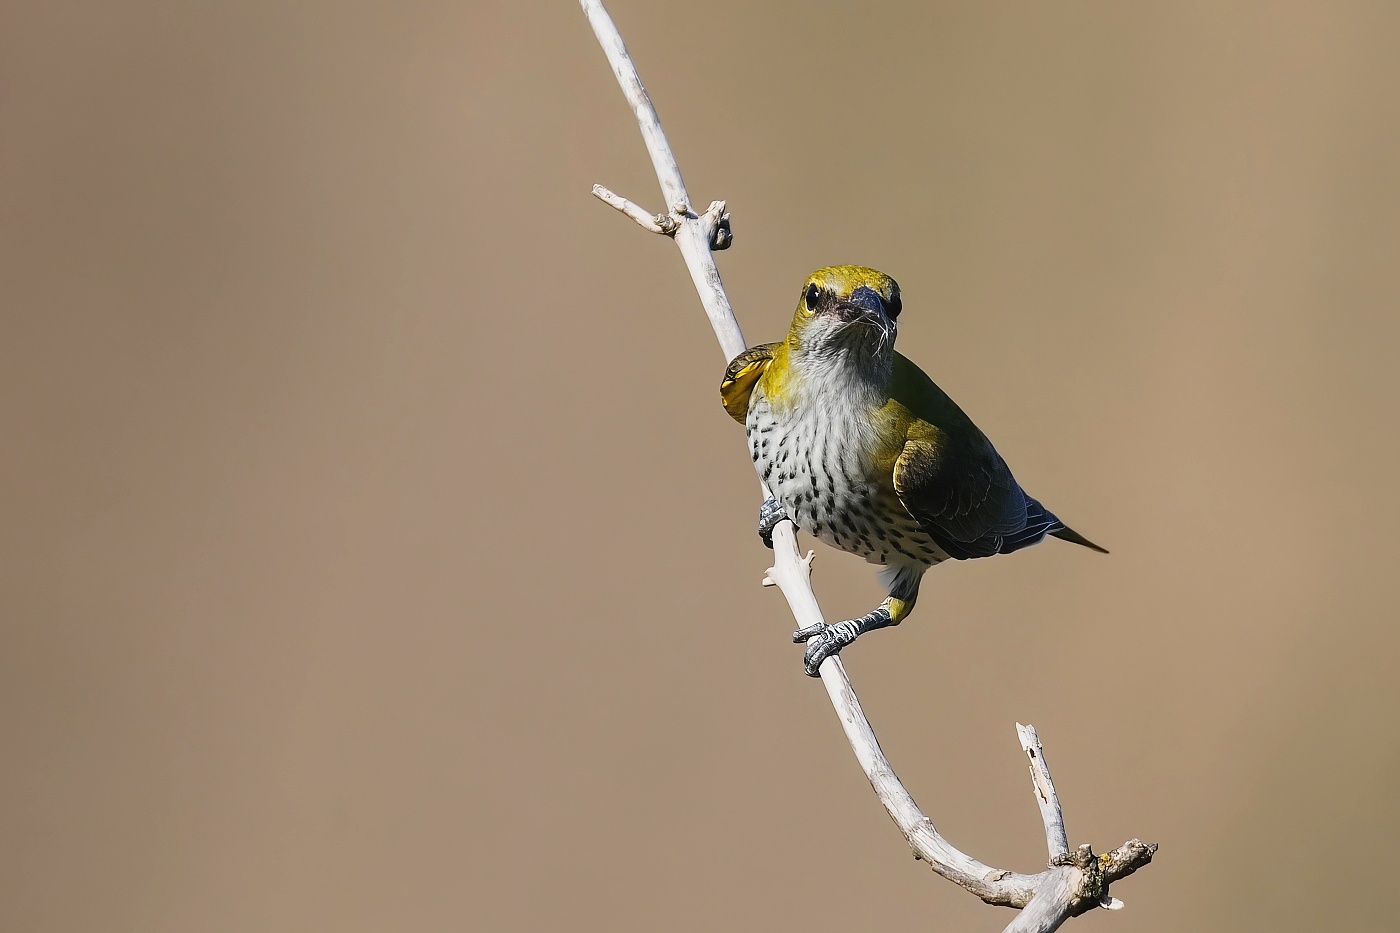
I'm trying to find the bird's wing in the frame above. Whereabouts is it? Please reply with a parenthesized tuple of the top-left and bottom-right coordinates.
(892, 435, 1034, 559)
(888, 353, 1038, 559)
(720, 342, 778, 423)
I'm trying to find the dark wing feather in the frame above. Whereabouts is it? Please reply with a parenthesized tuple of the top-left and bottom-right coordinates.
(894, 435, 1038, 559)
(888, 353, 1069, 560)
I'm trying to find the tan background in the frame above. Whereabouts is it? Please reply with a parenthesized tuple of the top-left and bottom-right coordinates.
(3, 1, 1398, 930)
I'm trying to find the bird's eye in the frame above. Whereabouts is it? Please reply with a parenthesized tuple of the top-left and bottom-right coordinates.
(885, 292, 902, 320)
(803, 283, 821, 312)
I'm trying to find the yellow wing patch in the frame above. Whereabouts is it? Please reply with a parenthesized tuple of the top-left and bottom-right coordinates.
(719, 343, 778, 423)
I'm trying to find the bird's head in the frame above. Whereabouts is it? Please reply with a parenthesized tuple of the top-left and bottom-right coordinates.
(785, 266, 902, 370)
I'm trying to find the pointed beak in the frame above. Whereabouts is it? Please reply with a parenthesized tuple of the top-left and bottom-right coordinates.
(832, 285, 888, 323)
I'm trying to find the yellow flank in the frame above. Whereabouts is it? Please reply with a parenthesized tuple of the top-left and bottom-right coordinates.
(756, 340, 796, 409)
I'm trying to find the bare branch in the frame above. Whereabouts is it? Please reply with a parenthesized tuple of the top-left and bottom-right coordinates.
(763, 540, 1043, 908)
(591, 184, 676, 234)
(1017, 723, 1070, 861)
(579, 0, 742, 361)
(578, 2, 1155, 929)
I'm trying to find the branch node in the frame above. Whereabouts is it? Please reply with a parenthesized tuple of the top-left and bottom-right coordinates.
(1100, 838, 1159, 882)
(701, 200, 733, 250)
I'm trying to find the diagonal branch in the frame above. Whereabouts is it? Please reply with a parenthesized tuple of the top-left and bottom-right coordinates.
(578, 3, 1155, 930)
(1018, 723, 1070, 862)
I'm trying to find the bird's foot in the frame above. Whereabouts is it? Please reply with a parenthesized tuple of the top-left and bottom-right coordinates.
(758, 496, 794, 548)
(791, 607, 894, 677)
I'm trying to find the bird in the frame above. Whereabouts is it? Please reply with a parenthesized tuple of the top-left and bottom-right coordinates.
(720, 265, 1106, 676)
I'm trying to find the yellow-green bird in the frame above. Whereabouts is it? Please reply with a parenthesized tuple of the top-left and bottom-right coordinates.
(721, 265, 1106, 676)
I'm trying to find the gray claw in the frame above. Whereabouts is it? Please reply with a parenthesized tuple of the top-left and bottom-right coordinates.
(757, 496, 793, 548)
(793, 620, 860, 677)
(791, 608, 895, 677)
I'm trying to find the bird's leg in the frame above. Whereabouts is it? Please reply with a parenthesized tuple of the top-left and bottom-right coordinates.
(757, 496, 795, 549)
(792, 580, 920, 677)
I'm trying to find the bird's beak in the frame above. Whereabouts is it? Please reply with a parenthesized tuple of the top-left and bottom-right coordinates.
(832, 285, 889, 323)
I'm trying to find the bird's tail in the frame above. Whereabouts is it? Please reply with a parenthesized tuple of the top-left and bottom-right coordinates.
(1049, 524, 1109, 554)
(996, 497, 1108, 556)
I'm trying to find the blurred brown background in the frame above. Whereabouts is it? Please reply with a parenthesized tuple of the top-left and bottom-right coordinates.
(3, 1, 1397, 930)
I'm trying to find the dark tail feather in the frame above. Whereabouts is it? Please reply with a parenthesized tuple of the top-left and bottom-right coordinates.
(1050, 525, 1109, 554)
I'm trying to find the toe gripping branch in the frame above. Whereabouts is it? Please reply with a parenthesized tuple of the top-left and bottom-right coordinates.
(758, 496, 794, 549)
(793, 607, 895, 677)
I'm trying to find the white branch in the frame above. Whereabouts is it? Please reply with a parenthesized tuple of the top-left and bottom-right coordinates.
(592, 184, 675, 234)
(1018, 723, 1070, 861)
(578, 3, 1154, 930)
(579, 0, 741, 362)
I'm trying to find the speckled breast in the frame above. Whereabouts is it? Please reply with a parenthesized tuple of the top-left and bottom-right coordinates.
(746, 386, 946, 568)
